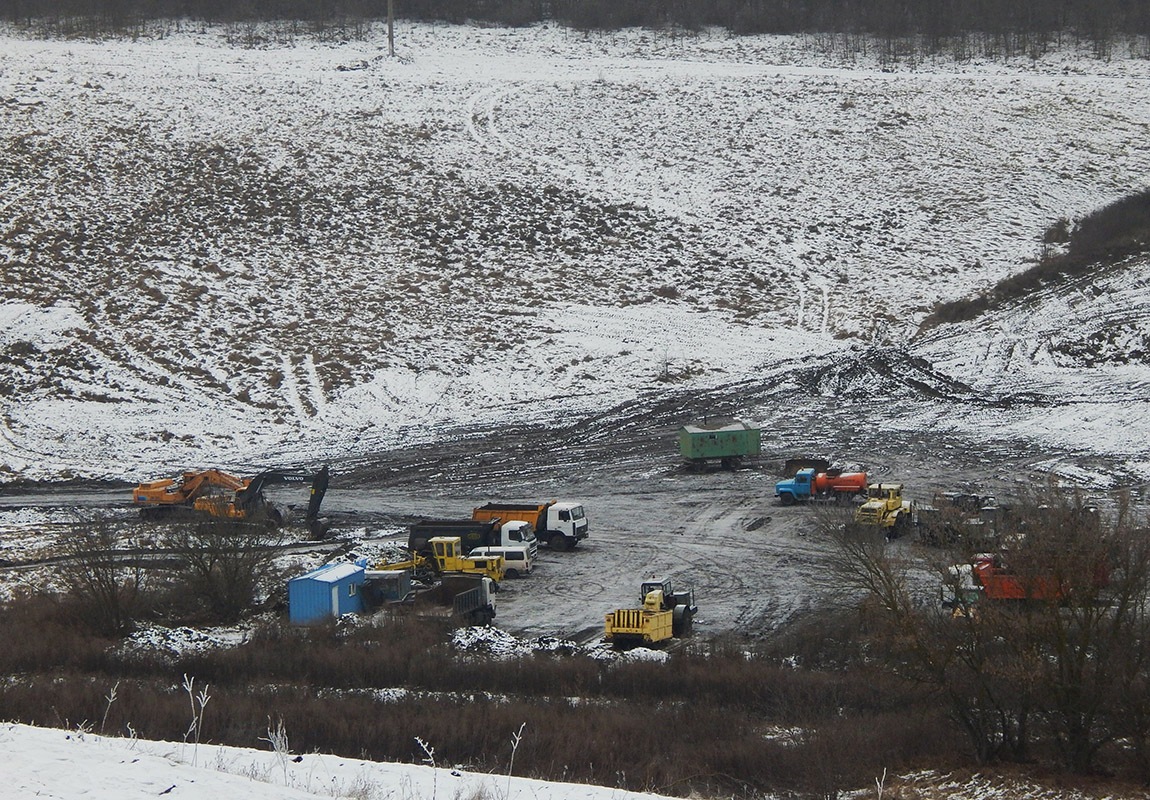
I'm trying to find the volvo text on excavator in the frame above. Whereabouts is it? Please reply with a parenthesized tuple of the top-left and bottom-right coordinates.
(132, 465, 330, 536)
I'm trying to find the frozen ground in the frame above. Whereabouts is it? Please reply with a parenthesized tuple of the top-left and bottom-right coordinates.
(0, 23, 1149, 485)
(2, 19, 1150, 641)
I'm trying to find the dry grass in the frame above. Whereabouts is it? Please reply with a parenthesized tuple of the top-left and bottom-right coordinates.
(0, 594, 969, 798)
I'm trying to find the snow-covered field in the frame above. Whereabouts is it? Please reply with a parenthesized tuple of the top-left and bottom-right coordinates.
(4, 720, 1131, 800)
(2, 22, 1149, 483)
(4, 720, 682, 800)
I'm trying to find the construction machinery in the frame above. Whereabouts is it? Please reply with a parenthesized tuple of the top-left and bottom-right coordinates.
(943, 553, 1110, 614)
(916, 492, 1005, 547)
(604, 578, 697, 649)
(375, 536, 505, 587)
(132, 465, 330, 536)
(442, 574, 498, 626)
(853, 482, 914, 537)
(775, 467, 868, 505)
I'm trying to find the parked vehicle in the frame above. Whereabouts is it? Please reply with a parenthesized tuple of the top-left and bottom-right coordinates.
(472, 501, 587, 551)
(132, 465, 330, 536)
(377, 536, 505, 587)
(441, 574, 497, 626)
(469, 544, 532, 578)
(408, 517, 537, 559)
(943, 553, 1110, 612)
(775, 467, 868, 505)
(604, 578, 697, 649)
(917, 492, 1006, 547)
(679, 418, 760, 468)
(854, 483, 914, 537)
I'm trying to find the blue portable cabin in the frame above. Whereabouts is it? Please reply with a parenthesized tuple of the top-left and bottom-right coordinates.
(288, 563, 366, 625)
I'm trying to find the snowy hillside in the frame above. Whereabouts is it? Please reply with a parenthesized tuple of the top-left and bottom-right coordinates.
(1, 23, 1149, 482)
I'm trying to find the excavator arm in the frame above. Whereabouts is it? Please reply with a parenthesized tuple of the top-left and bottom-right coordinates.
(236, 465, 330, 522)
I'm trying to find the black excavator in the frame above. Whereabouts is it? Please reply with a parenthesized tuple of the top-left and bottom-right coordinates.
(237, 465, 331, 536)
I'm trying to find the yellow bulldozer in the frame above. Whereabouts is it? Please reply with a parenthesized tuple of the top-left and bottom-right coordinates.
(376, 536, 505, 588)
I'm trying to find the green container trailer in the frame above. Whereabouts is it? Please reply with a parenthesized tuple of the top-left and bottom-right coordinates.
(679, 419, 761, 466)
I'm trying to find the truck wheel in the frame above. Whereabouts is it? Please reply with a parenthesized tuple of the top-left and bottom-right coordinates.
(550, 535, 569, 552)
(779, 493, 795, 506)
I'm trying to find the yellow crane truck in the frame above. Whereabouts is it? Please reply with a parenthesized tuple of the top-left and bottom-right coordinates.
(604, 578, 697, 648)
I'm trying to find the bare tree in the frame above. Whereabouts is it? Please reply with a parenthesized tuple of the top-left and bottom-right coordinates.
(823, 511, 1033, 763)
(821, 490, 1150, 772)
(59, 521, 145, 636)
(168, 519, 287, 624)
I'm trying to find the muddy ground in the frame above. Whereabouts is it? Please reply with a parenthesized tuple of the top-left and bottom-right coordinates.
(314, 378, 1117, 642)
(0, 375, 1127, 643)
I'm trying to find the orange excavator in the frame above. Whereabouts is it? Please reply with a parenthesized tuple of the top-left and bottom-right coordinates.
(132, 465, 330, 536)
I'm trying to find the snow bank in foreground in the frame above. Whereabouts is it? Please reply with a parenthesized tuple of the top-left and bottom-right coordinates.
(4, 721, 681, 800)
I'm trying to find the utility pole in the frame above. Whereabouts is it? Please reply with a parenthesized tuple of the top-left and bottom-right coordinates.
(387, 0, 395, 58)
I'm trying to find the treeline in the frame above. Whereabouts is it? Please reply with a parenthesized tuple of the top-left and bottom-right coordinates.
(0, 0, 1147, 40)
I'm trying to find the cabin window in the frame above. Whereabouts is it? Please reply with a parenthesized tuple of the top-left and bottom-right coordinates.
(559, 509, 570, 521)
(348, 583, 358, 597)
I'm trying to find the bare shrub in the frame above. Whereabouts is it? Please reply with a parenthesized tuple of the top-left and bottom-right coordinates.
(59, 521, 146, 636)
(167, 519, 287, 624)
(921, 190, 1150, 332)
(824, 488, 1150, 774)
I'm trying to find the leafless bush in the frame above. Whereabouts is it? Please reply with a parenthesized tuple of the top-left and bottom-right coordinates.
(58, 521, 146, 636)
(823, 488, 1150, 775)
(167, 519, 287, 624)
(920, 189, 1150, 332)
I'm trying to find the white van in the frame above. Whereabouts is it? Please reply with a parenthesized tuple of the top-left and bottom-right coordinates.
(469, 544, 533, 578)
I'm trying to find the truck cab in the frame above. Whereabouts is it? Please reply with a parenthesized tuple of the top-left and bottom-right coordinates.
(547, 502, 588, 549)
(499, 520, 539, 560)
(775, 468, 817, 505)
